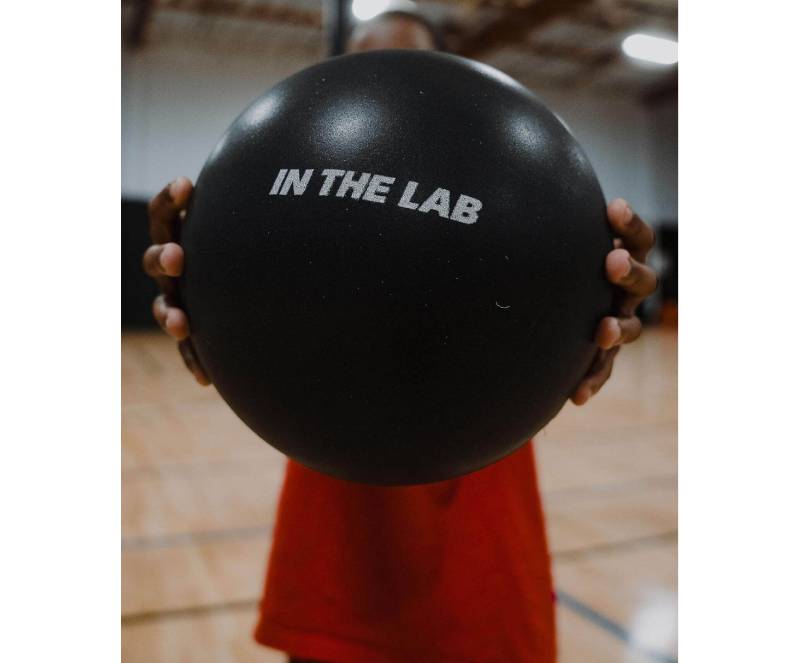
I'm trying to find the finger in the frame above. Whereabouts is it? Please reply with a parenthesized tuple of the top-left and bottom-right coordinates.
(595, 315, 642, 350)
(165, 307, 190, 341)
(606, 249, 659, 297)
(152, 295, 168, 330)
(586, 346, 619, 394)
(143, 242, 184, 278)
(571, 351, 610, 405)
(179, 339, 212, 386)
(151, 296, 190, 340)
(606, 198, 655, 262)
(148, 176, 193, 244)
(570, 347, 619, 405)
(570, 380, 593, 406)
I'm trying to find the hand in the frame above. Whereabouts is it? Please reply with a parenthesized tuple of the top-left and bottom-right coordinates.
(571, 198, 658, 405)
(142, 177, 211, 386)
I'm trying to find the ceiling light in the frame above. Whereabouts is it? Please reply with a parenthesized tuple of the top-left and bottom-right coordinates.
(622, 33, 678, 65)
(351, 0, 392, 22)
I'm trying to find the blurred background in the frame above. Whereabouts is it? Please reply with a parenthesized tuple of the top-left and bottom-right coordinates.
(122, 1, 677, 661)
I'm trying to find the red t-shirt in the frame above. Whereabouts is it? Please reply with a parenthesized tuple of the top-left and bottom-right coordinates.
(254, 441, 555, 663)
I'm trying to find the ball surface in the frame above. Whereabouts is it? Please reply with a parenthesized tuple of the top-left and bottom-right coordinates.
(181, 50, 613, 485)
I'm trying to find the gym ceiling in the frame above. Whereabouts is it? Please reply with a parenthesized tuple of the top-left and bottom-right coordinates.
(122, 0, 678, 102)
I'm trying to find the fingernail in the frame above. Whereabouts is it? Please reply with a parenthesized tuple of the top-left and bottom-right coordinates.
(616, 250, 632, 277)
(611, 319, 622, 343)
(169, 179, 181, 200)
(624, 204, 633, 224)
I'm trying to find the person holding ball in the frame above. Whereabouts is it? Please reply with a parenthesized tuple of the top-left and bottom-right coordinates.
(143, 9, 657, 663)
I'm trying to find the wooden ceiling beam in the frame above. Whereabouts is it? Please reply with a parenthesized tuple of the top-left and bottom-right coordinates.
(158, 0, 323, 29)
(453, 0, 593, 59)
(641, 69, 678, 106)
(126, 0, 155, 48)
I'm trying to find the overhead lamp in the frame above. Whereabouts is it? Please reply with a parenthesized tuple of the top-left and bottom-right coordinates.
(622, 33, 678, 65)
(351, 0, 392, 22)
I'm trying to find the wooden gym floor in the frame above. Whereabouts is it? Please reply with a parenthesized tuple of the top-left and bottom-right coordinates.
(122, 327, 677, 663)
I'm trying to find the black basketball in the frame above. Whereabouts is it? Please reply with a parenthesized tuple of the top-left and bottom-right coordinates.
(180, 50, 613, 485)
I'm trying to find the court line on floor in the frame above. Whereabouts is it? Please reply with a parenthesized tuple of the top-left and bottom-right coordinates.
(122, 523, 272, 551)
(543, 474, 676, 502)
(122, 523, 676, 556)
(122, 455, 278, 480)
(553, 529, 677, 561)
(122, 586, 680, 663)
(122, 531, 677, 625)
(121, 473, 675, 552)
(123, 525, 271, 551)
(122, 598, 258, 626)
(557, 590, 677, 663)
